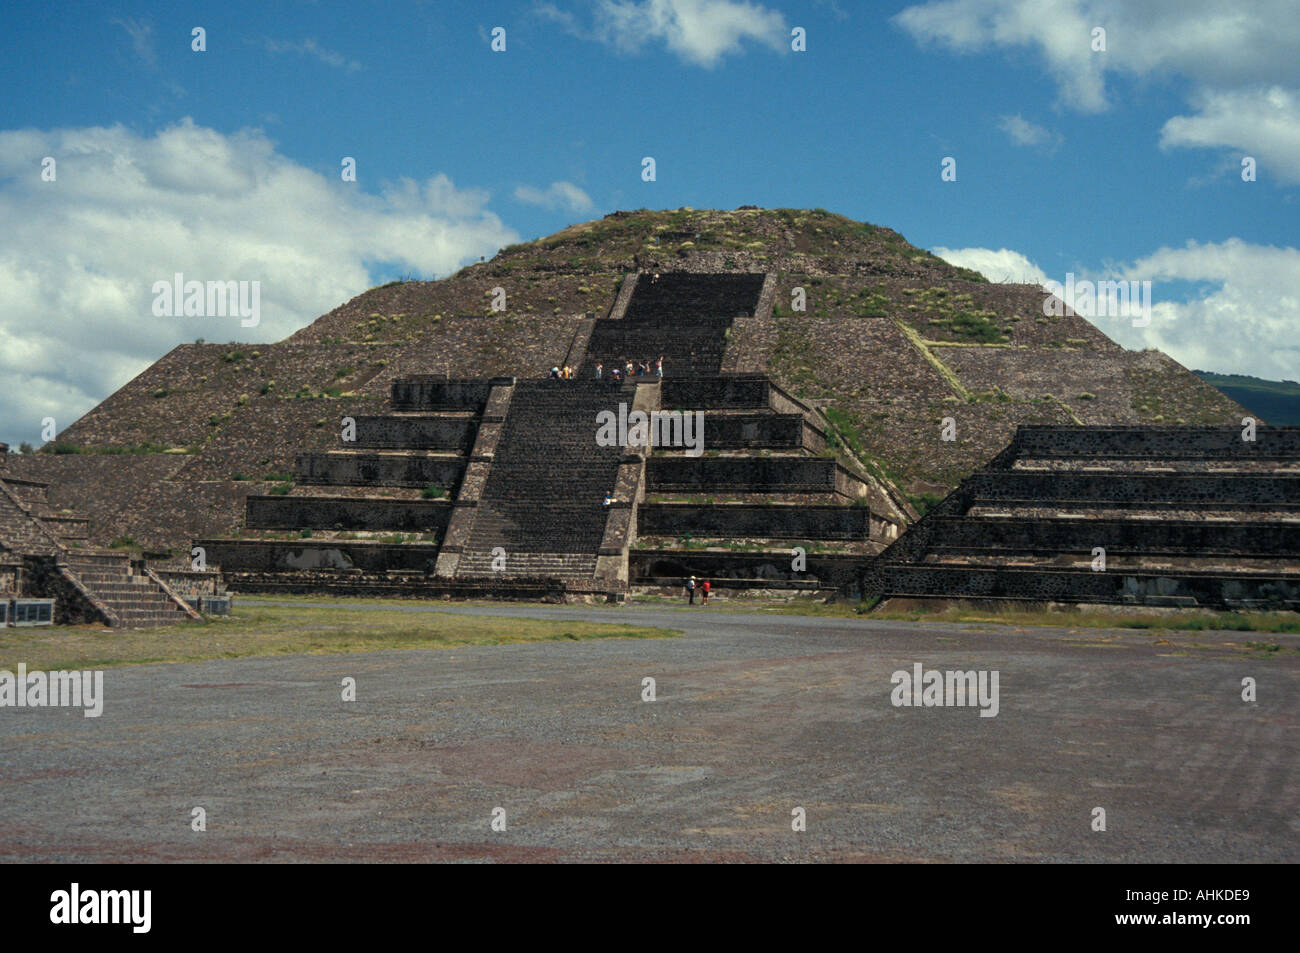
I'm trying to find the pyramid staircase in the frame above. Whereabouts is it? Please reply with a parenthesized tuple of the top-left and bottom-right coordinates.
(455, 379, 635, 580)
(579, 272, 767, 377)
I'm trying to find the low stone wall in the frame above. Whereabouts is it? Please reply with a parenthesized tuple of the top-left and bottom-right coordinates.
(246, 495, 453, 532)
(1014, 425, 1300, 459)
(764, 380, 812, 418)
(646, 456, 841, 492)
(639, 503, 877, 540)
(152, 569, 225, 598)
(295, 452, 466, 489)
(351, 415, 476, 451)
(928, 517, 1300, 555)
(967, 472, 1300, 504)
(874, 564, 1300, 608)
(195, 539, 442, 573)
(630, 548, 859, 588)
(703, 414, 811, 450)
(661, 376, 769, 409)
(223, 570, 566, 601)
(390, 376, 511, 411)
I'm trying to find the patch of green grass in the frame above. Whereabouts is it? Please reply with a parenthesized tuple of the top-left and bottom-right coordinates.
(863, 602, 1300, 634)
(906, 492, 945, 516)
(0, 600, 680, 670)
(944, 310, 1006, 343)
(679, 597, 1300, 634)
(951, 266, 988, 283)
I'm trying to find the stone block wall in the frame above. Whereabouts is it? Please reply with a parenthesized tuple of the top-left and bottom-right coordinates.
(0, 561, 20, 595)
(878, 565, 1300, 609)
(966, 472, 1300, 505)
(1013, 425, 1300, 458)
(196, 539, 441, 573)
(703, 414, 811, 449)
(928, 517, 1300, 555)
(639, 503, 877, 540)
(661, 376, 770, 409)
(295, 452, 466, 489)
(390, 377, 497, 411)
(351, 415, 477, 451)
(646, 456, 842, 493)
(630, 549, 858, 588)
(245, 496, 453, 532)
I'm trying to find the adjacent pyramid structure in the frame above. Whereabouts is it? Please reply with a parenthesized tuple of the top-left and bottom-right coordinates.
(0, 466, 225, 626)
(861, 426, 1300, 609)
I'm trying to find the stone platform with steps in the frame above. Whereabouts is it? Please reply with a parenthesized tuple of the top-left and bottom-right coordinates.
(860, 425, 1300, 609)
(193, 273, 909, 597)
(1, 469, 224, 626)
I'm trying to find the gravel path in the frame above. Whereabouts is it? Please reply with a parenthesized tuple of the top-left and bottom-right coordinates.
(1, 601, 1294, 862)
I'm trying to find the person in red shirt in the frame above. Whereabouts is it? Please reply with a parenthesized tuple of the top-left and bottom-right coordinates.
(701, 579, 710, 604)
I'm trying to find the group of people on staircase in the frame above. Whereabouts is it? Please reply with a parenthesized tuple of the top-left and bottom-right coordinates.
(591, 356, 664, 382)
(548, 357, 664, 381)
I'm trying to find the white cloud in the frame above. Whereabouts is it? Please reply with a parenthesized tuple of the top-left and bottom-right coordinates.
(0, 119, 517, 446)
(896, 0, 1300, 183)
(931, 246, 1049, 284)
(514, 181, 596, 214)
(534, 2, 580, 32)
(112, 17, 157, 68)
(998, 114, 1062, 152)
(259, 37, 362, 72)
(894, 0, 1300, 112)
(592, 0, 788, 67)
(941, 239, 1300, 381)
(1109, 239, 1300, 381)
(1160, 86, 1300, 185)
(894, 0, 1107, 110)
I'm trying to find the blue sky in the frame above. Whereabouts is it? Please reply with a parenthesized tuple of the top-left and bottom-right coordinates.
(1, 0, 1297, 445)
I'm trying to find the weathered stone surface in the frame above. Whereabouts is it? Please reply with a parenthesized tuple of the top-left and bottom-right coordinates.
(862, 424, 1300, 608)
(5, 209, 1265, 602)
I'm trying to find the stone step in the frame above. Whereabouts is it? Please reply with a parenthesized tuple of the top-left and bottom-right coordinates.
(460, 380, 630, 577)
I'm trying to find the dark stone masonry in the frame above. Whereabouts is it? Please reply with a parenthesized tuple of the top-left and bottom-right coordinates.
(194, 272, 903, 596)
(4, 210, 1293, 613)
(0, 468, 225, 626)
(860, 424, 1300, 610)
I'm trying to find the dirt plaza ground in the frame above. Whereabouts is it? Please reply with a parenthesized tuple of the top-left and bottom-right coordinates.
(1, 601, 1295, 863)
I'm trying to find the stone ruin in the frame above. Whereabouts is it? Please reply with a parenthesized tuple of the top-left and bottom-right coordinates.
(1, 451, 228, 626)
(196, 272, 907, 599)
(860, 425, 1300, 610)
(6, 209, 1293, 616)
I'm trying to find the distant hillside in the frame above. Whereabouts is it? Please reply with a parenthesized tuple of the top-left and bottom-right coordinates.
(1195, 371, 1300, 425)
